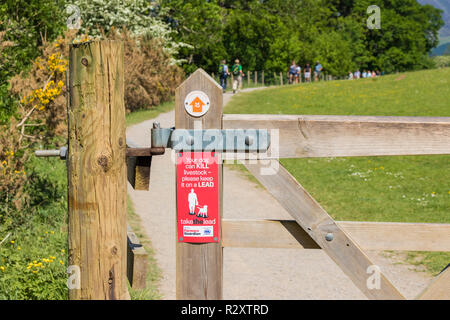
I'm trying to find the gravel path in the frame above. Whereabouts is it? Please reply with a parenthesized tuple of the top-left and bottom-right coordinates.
(126, 88, 432, 300)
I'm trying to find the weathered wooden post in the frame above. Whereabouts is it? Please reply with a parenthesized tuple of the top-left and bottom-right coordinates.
(67, 40, 128, 300)
(175, 69, 223, 299)
(280, 72, 283, 85)
(254, 71, 258, 86)
(247, 70, 250, 87)
(262, 70, 265, 86)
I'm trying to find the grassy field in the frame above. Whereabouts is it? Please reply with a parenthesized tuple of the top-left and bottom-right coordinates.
(225, 68, 450, 275)
(226, 68, 450, 117)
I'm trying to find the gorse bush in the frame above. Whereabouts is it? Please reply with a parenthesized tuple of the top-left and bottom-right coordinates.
(0, 0, 66, 121)
(109, 28, 184, 111)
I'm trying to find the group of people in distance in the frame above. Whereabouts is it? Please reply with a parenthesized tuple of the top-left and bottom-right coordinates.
(348, 70, 382, 80)
(289, 60, 323, 84)
(218, 58, 384, 94)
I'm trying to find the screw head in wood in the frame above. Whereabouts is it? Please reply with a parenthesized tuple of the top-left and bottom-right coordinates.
(245, 136, 254, 146)
(325, 233, 334, 242)
(186, 135, 194, 146)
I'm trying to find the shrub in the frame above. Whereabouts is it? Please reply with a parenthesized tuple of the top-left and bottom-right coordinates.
(68, 0, 188, 63)
(432, 55, 450, 68)
(0, 1, 66, 119)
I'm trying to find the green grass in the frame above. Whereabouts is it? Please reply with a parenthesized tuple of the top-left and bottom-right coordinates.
(126, 100, 174, 127)
(0, 157, 68, 300)
(225, 68, 450, 275)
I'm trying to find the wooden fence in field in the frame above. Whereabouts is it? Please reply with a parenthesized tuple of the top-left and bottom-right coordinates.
(212, 70, 349, 88)
(63, 40, 449, 300)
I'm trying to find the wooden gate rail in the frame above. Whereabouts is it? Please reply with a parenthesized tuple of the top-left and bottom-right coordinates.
(223, 114, 450, 158)
(417, 266, 450, 300)
(222, 219, 450, 251)
(244, 162, 406, 300)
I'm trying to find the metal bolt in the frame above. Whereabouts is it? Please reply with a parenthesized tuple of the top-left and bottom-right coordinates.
(245, 135, 254, 146)
(35, 146, 67, 160)
(179, 237, 183, 241)
(214, 237, 218, 241)
(153, 122, 160, 129)
(59, 146, 68, 160)
(325, 233, 334, 242)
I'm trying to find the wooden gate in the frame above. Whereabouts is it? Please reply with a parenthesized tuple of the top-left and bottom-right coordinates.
(165, 69, 450, 300)
(62, 40, 448, 300)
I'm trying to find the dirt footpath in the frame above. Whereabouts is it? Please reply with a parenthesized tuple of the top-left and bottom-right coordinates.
(126, 89, 432, 299)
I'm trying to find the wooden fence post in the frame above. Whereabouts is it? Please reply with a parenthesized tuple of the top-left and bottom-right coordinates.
(280, 72, 283, 85)
(254, 71, 258, 86)
(262, 70, 265, 86)
(175, 69, 223, 299)
(247, 70, 251, 87)
(67, 40, 127, 300)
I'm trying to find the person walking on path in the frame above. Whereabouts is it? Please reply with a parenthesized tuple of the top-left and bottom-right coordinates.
(289, 60, 297, 84)
(304, 63, 311, 83)
(314, 61, 323, 82)
(232, 59, 244, 94)
(219, 59, 230, 93)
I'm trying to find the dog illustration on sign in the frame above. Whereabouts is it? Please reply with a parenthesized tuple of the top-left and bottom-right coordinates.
(187, 189, 208, 218)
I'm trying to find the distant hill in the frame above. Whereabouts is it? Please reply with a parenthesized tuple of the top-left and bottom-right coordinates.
(418, 0, 450, 38)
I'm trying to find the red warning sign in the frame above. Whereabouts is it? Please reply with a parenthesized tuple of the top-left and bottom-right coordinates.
(176, 152, 219, 243)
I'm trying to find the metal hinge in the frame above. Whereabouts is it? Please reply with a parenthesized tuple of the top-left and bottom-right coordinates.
(151, 122, 270, 152)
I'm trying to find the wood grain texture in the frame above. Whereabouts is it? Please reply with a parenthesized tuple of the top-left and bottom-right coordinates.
(175, 69, 223, 300)
(417, 266, 450, 300)
(223, 114, 450, 158)
(126, 225, 148, 290)
(68, 40, 127, 299)
(222, 219, 450, 251)
(243, 162, 405, 300)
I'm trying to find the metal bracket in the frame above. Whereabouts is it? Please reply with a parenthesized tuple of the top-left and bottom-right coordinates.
(151, 122, 270, 152)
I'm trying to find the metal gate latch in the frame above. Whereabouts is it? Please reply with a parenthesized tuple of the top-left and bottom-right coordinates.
(151, 122, 270, 152)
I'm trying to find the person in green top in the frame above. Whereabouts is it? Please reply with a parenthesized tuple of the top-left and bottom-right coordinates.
(231, 59, 244, 94)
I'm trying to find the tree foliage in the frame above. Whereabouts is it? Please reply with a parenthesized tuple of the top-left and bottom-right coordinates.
(161, 0, 444, 75)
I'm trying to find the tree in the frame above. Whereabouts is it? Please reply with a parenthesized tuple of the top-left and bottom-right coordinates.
(161, 0, 443, 75)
